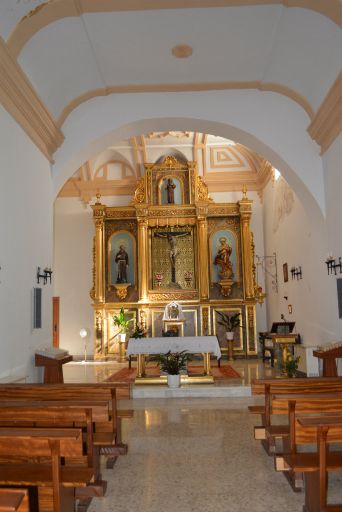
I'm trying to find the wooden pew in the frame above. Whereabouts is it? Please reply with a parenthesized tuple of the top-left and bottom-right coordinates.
(0, 489, 29, 512)
(249, 377, 342, 454)
(0, 403, 110, 512)
(0, 383, 133, 468)
(283, 414, 342, 512)
(268, 394, 342, 490)
(0, 427, 94, 512)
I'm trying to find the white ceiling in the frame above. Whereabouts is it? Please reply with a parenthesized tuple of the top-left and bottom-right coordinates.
(1, 3, 341, 121)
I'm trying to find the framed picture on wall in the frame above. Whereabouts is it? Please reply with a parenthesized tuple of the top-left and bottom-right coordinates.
(283, 263, 288, 283)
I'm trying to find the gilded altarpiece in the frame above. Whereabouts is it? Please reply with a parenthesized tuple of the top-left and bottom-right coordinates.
(91, 156, 258, 359)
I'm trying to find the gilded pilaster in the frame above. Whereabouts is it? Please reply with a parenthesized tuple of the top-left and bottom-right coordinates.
(238, 195, 254, 298)
(197, 208, 209, 300)
(91, 196, 106, 303)
(137, 217, 149, 302)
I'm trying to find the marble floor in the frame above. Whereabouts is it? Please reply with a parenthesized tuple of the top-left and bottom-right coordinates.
(86, 397, 341, 512)
(63, 357, 277, 386)
(63, 359, 341, 512)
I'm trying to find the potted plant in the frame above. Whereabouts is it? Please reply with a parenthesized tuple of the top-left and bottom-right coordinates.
(151, 350, 191, 387)
(112, 307, 134, 362)
(215, 311, 241, 361)
(131, 322, 146, 339)
(279, 353, 300, 378)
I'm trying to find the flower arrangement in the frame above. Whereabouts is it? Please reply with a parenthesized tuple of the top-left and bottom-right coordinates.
(131, 322, 146, 339)
(279, 353, 300, 378)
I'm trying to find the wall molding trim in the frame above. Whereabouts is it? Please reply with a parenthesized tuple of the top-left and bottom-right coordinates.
(7, 0, 342, 58)
(308, 71, 342, 155)
(57, 80, 314, 128)
(0, 37, 64, 162)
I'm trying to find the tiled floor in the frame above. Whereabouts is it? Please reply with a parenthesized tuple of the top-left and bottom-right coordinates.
(64, 359, 342, 512)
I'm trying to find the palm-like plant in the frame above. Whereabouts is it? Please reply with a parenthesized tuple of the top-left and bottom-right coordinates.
(112, 307, 134, 334)
(151, 350, 191, 375)
(216, 311, 241, 332)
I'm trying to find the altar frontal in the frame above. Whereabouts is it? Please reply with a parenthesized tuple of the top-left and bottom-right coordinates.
(91, 155, 259, 362)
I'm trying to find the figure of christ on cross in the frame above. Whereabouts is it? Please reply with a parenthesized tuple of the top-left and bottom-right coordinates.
(154, 230, 191, 284)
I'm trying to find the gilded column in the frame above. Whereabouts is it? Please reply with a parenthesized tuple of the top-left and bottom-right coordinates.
(238, 191, 254, 299)
(91, 195, 106, 303)
(197, 211, 209, 300)
(138, 217, 149, 302)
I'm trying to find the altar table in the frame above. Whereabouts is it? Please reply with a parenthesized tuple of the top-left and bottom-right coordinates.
(127, 336, 221, 379)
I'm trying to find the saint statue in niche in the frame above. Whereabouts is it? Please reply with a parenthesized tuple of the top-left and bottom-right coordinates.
(214, 237, 233, 280)
(115, 245, 129, 283)
(165, 178, 176, 204)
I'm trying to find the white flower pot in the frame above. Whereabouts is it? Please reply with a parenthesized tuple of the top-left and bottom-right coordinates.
(167, 374, 181, 388)
(226, 332, 235, 361)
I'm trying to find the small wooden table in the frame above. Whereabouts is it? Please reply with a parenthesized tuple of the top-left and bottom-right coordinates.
(35, 354, 73, 383)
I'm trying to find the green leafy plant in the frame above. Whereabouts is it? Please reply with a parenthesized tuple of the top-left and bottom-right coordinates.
(216, 311, 241, 332)
(112, 307, 134, 334)
(150, 350, 191, 375)
(279, 353, 300, 378)
(131, 322, 146, 339)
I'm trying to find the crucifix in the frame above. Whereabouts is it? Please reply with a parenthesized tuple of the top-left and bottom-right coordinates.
(154, 230, 191, 283)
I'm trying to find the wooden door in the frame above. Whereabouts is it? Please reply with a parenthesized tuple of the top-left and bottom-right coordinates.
(52, 297, 60, 347)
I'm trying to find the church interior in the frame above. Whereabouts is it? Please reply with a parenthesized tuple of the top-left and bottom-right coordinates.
(0, 1, 342, 511)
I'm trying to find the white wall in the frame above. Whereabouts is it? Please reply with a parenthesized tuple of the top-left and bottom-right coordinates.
(54, 198, 94, 357)
(262, 174, 340, 346)
(0, 106, 53, 382)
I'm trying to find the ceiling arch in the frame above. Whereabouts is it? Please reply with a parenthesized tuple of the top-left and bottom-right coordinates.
(53, 113, 325, 230)
(6, 0, 342, 57)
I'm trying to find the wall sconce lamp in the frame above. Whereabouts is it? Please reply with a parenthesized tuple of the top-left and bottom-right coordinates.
(325, 256, 342, 276)
(37, 266, 53, 285)
(290, 266, 302, 280)
(255, 252, 278, 293)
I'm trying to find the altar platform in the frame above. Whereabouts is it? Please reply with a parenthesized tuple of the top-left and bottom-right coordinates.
(63, 358, 277, 398)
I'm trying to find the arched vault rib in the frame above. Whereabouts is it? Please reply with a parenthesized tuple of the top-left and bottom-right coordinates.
(7, 0, 342, 58)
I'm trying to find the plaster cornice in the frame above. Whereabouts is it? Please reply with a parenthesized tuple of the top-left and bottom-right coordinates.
(7, 0, 342, 58)
(308, 71, 342, 155)
(57, 80, 314, 128)
(0, 37, 64, 162)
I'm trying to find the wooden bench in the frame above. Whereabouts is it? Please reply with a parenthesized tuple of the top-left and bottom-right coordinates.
(0, 489, 29, 512)
(0, 427, 94, 512)
(0, 383, 133, 468)
(0, 403, 112, 511)
(267, 394, 342, 490)
(283, 414, 342, 512)
(249, 377, 342, 454)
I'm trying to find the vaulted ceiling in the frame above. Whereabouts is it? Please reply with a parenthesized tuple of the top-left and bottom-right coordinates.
(0, 1, 341, 165)
(58, 131, 274, 203)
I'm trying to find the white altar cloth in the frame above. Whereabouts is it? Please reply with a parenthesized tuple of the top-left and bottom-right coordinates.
(127, 336, 221, 359)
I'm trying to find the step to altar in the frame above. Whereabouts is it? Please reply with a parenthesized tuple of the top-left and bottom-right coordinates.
(132, 384, 251, 398)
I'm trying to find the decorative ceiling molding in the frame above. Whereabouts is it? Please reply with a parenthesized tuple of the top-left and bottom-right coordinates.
(7, 0, 342, 58)
(307, 71, 342, 155)
(0, 36, 64, 162)
(56, 80, 314, 128)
